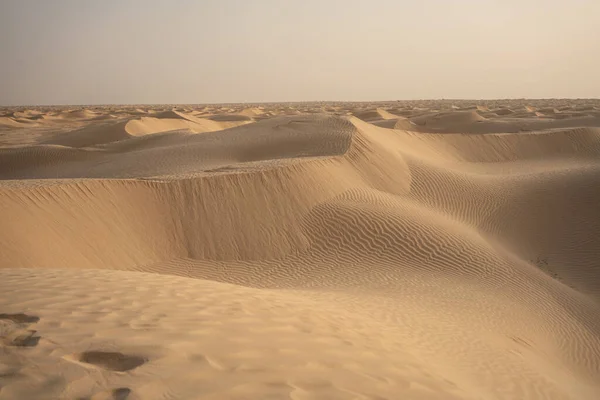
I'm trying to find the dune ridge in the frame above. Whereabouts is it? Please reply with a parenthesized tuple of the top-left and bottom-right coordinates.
(1, 101, 600, 399)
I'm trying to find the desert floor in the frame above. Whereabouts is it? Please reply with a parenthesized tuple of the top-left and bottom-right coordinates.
(1, 100, 600, 399)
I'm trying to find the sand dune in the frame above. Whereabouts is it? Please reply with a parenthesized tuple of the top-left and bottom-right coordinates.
(411, 110, 486, 128)
(1, 100, 600, 400)
(0, 117, 37, 128)
(354, 108, 417, 130)
(353, 107, 398, 121)
(124, 110, 253, 135)
(407, 109, 600, 134)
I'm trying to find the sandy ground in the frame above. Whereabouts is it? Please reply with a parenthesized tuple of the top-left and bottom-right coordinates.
(1, 100, 600, 399)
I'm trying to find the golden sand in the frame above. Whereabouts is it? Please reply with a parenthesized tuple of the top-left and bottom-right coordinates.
(1, 100, 600, 399)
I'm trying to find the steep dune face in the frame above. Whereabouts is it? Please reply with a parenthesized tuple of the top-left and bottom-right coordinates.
(1, 102, 600, 399)
(0, 116, 411, 263)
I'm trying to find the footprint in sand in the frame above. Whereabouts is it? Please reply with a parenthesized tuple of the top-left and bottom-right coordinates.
(85, 387, 132, 400)
(0, 313, 40, 324)
(71, 351, 147, 372)
(0, 312, 41, 347)
(8, 329, 41, 347)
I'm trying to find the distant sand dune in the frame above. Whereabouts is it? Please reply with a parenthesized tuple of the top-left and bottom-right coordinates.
(41, 121, 131, 147)
(125, 110, 252, 135)
(411, 110, 487, 126)
(353, 107, 398, 121)
(1, 101, 600, 399)
(407, 110, 600, 134)
(0, 116, 41, 128)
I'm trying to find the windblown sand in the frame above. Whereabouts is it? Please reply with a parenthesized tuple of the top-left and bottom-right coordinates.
(1, 100, 600, 399)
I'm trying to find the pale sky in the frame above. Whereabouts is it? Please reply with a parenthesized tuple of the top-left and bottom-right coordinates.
(1, 0, 599, 105)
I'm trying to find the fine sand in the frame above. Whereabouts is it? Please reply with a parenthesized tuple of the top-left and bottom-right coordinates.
(1, 100, 600, 399)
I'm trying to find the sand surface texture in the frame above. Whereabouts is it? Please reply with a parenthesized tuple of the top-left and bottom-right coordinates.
(1, 100, 600, 399)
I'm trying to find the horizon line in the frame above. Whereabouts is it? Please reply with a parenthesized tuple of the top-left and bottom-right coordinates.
(3, 97, 600, 108)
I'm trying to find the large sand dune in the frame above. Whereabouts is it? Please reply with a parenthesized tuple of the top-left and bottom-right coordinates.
(1, 100, 600, 399)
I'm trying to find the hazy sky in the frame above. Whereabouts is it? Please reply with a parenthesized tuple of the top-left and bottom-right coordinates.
(1, 0, 599, 105)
